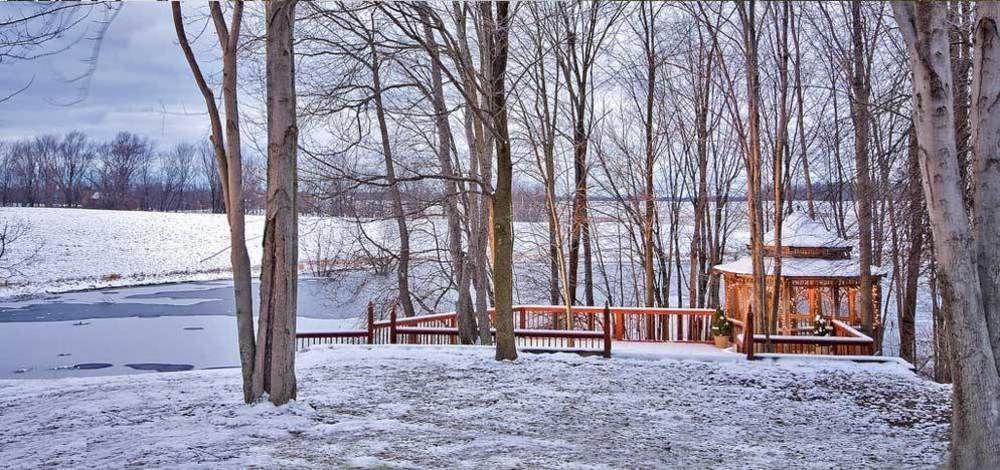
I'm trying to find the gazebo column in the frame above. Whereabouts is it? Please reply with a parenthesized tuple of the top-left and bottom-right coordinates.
(847, 289, 858, 325)
(872, 280, 882, 330)
(807, 287, 820, 327)
(832, 284, 842, 320)
(781, 280, 794, 335)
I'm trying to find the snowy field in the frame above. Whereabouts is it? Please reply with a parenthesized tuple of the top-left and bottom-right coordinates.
(0, 346, 949, 468)
(1, 207, 360, 298)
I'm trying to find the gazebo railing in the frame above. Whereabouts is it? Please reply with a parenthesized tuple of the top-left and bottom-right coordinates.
(730, 317, 875, 356)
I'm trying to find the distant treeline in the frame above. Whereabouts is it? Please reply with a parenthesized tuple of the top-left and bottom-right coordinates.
(0, 131, 265, 213)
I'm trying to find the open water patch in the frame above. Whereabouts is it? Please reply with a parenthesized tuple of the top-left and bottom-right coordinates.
(125, 363, 194, 372)
(73, 363, 113, 370)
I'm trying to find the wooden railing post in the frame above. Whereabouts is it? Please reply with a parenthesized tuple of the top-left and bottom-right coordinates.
(746, 305, 755, 360)
(614, 308, 625, 341)
(366, 301, 375, 345)
(603, 302, 612, 358)
(389, 302, 398, 345)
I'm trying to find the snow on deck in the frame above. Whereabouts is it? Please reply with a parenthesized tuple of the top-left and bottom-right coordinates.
(0, 346, 949, 468)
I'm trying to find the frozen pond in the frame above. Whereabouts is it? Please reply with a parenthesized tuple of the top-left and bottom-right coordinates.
(0, 279, 366, 379)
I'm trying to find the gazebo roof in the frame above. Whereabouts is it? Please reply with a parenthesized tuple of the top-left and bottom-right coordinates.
(712, 256, 887, 279)
(763, 211, 851, 249)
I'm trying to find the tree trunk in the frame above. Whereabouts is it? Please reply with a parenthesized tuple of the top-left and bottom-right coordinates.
(850, 0, 875, 336)
(370, 39, 416, 320)
(738, 0, 766, 358)
(689, 57, 710, 309)
(642, 34, 656, 308)
(931, 260, 953, 383)
(898, 127, 922, 364)
(453, 3, 493, 345)
(481, 0, 516, 361)
(790, 6, 815, 219)
(769, 1, 791, 339)
(952, 1, 973, 207)
(417, 6, 474, 342)
(253, 0, 299, 406)
(970, 0, 1000, 380)
(894, 3, 1000, 466)
(172, 1, 256, 404)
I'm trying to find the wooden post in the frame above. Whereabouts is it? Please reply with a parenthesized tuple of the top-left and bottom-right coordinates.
(603, 302, 612, 358)
(847, 289, 858, 325)
(518, 306, 526, 329)
(366, 301, 375, 345)
(614, 309, 625, 340)
(389, 302, 398, 344)
(746, 304, 755, 359)
(450, 315, 457, 345)
(832, 284, 842, 320)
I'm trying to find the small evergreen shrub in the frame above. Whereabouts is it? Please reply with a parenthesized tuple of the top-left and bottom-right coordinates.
(711, 308, 730, 337)
(813, 315, 832, 336)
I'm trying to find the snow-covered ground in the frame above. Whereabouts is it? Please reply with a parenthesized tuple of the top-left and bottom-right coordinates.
(3, 207, 376, 298)
(0, 346, 950, 468)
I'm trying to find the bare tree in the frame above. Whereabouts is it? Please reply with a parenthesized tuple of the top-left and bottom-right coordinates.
(93, 132, 152, 209)
(173, 1, 256, 404)
(197, 140, 225, 213)
(252, 0, 300, 404)
(160, 142, 195, 211)
(555, 0, 622, 306)
(0, 217, 41, 282)
(52, 131, 93, 206)
(893, 2, 1000, 466)
(476, 0, 517, 361)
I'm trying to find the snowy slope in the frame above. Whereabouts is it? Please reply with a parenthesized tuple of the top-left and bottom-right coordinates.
(4, 207, 258, 297)
(2, 207, 375, 298)
(0, 346, 949, 468)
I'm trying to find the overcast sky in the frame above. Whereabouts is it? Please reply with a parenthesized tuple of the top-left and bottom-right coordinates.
(0, 3, 211, 144)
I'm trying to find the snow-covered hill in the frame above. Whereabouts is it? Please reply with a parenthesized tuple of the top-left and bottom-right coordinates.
(0, 346, 949, 468)
(1, 207, 373, 298)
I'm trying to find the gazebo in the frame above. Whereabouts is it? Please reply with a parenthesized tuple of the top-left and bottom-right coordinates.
(712, 211, 885, 343)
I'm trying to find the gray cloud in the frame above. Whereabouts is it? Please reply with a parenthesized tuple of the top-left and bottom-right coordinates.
(0, 3, 212, 144)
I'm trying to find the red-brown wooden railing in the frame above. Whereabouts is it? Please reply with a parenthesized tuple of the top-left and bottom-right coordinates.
(296, 304, 716, 357)
(297, 304, 875, 357)
(729, 317, 875, 356)
(502, 305, 714, 343)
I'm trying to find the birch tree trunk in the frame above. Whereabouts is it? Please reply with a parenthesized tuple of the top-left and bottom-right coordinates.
(893, 3, 1000, 466)
(253, 0, 299, 406)
(970, 0, 1000, 378)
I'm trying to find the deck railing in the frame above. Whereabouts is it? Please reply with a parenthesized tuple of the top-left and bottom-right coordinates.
(729, 317, 875, 356)
(296, 304, 717, 357)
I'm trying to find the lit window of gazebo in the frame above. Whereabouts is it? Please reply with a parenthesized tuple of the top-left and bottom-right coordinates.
(712, 211, 886, 340)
